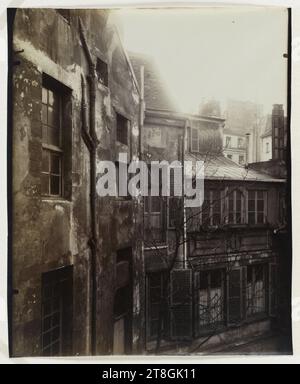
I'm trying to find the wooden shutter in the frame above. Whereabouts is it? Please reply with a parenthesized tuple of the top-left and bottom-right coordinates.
(170, 269, 193, 340)
(227, 268, 242, 324)
(269, 263, 278, 317)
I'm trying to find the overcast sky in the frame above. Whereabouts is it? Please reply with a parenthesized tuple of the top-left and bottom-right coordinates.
(114, 7, 288, 115)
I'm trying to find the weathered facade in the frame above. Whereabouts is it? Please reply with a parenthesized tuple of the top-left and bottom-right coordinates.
(130, 53, 290, 353)
(10, 9, 144, 356)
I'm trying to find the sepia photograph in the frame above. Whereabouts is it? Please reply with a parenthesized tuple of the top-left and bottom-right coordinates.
(6, 5, 292, 358)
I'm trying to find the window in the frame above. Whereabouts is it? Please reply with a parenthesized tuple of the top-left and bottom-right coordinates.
(147, 273, 168, 340)
(228, 189, 244, 224)
(96, 57, 108, 87)
(191, 128, 199, 152)
(248, 190, 267, 225)
(113, 248, 132, 354)
(238, 155, 245, 165)
(41, 85, 63, 196)
(144, 196, 166, 244)
(116, 113, 129, 146)
(266, 142, 270, 153)
(57, 9, 71, 23)
(41, 266, 73, 356)
(196, 269, 225, 330)
(225, 136, 231, 148)
(238, 138, 244, 148)
(201, 189, 222, 226)
(246, 264, 266, 317)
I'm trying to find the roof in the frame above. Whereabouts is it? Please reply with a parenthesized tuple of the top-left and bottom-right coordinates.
(185, 153, 285, 182)
(129, 52, 179, 112)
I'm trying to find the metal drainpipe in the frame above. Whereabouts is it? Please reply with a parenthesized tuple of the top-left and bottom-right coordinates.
(79, 17, 98, 356)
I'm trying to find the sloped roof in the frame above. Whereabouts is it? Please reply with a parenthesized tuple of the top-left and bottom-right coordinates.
(129, 52, 178, 112)
(185, 152, 284, 182)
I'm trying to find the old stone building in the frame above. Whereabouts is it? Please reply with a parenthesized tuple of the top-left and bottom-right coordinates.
(8, 9, 291, 357)
(9, 8, 144, 356)
(130, 53, 291, 353)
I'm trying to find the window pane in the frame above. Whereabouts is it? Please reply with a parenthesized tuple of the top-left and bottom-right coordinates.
(42, 150, 50, 172)
(41, 173, 49, 195)
(50, 175, 60, 195)
(51, 153, 60, 174)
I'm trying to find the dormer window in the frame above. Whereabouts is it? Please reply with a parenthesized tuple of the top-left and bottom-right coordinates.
(96, 57, 108, 87)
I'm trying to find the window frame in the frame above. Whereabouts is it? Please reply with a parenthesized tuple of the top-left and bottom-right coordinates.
(195, 269, 226, 334)
(246, 264, 267, 318)
(56, 9, 71, 24)
(200, 189, 222, 226)
(191, 128, 199, 152)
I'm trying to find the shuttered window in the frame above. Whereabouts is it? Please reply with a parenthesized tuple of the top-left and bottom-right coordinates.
(246, 264, 267, 317)
(170, 269, 193, 339)
(248, 190, 267, 225)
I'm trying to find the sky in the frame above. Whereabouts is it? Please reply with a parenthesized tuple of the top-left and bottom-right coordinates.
(113, 7, 288, 115)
